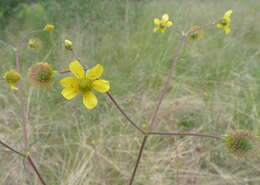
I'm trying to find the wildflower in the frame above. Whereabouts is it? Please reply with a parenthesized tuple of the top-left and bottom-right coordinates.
(3, 69, 21, 90)
(64, 40, 73, 50)
(60, 61, 110, 109)
(28, 38, 43, 50)
(153, 14, 173, 33)
(224, 130, 258, 158)
(216, 10, 233, 34)
(188, 25, 204, 40)
(28, 63, 55, 88)
(43, 24, 55, 32)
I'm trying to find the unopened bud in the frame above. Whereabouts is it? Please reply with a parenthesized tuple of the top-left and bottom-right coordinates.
(64, 40, 73, 50)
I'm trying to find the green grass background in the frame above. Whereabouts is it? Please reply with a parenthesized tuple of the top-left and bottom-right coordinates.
(0, 0, 260, 184)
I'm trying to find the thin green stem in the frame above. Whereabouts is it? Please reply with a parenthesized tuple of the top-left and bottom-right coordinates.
(0, 40, 16, 52)
(71, 49, 81, 62)
(128, 135, 148, 185)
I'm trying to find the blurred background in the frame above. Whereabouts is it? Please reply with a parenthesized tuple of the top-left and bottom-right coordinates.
(0, 0, 260, 184)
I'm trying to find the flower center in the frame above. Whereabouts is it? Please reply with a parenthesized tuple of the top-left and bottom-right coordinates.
(37, 70, 52, 82)
(190, 32, 198, 39)
(79, 78, 92, 92)
(159, 24, 166, 29)
(220, 19, 228, 26)
(232, 137, 253, 153)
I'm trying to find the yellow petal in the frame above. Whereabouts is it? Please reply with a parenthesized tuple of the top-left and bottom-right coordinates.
(87, 64, 104, 80)
(92, 80, 110, 93)
(162, 14, 169, 22)
(216, 23, 223, 28)
(224, 26, 231, 34)
(61, 87, 79, 100)
(159, 28, 166, 33)
(60, 77, 79, 88)
(153, 27, 159, 32)
(224, 10, 232, 19)
(83, 91, 97, 109)
(69, 60, 85, 79)
(10, 84, 18, 91)
(166, 21, 173, 27)
(154, 18, 160, 25)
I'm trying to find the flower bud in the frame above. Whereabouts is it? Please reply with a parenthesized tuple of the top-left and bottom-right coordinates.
(64, 40, 73, 50)
(43, 24, 55, 32)
(3, 69, 21, 90)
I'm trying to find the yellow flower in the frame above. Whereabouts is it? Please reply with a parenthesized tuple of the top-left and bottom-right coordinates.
(3, 69, 21, 90)
(216, 10, 233, 34)
(64, 40, 73, 50)
(43, 24, 55, 32)
(153, 14, 173, 33)
(60, 61, 110, 109)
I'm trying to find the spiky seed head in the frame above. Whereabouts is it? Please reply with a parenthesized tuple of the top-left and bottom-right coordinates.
(224, 130, 258, 158)
(28, 63, 55, 88)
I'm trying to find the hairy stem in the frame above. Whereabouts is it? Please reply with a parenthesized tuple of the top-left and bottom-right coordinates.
(149, 35, 187, 129)
(149, 131, 222, 139)
(16, 50, 29, 147)
(15, 46, 47, 185)
(129, 135, 148, 185)
(106, 92, 146, 134)
(0, 40, 16, 52)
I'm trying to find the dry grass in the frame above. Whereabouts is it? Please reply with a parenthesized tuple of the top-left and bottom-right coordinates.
(0, 0, 260, 184)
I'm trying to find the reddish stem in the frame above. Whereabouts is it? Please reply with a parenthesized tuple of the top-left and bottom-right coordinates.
(149, 131, 222, 139)
(128, 135, 148, 185)
(149, 35, 187, 129)
(27, 156, 48, 185)
(106, 92, 146, 134)
(0, 139, 25, 157)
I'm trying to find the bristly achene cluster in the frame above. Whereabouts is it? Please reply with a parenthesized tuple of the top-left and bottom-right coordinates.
(225, 130, 258, 158)
(0, 9, 259, 185)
